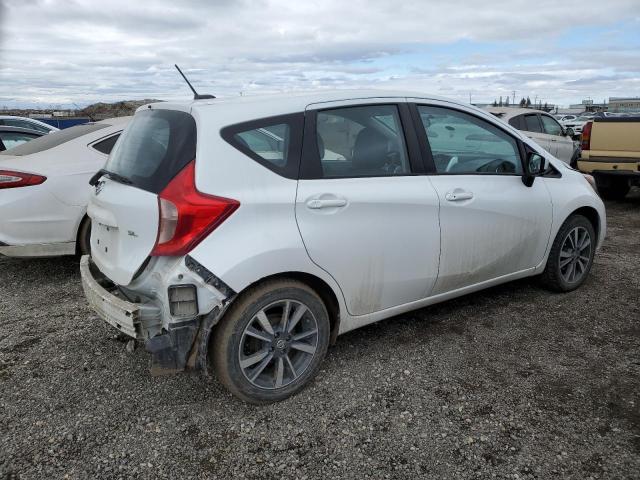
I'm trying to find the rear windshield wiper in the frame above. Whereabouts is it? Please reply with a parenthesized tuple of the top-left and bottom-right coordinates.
(89, 168, 133, 186)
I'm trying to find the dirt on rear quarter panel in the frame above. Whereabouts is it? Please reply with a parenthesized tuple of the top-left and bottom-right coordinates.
(0, 189, 639, 479)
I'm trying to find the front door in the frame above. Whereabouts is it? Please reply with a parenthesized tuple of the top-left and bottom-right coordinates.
(295, 102, 440, 316)
(412, 103, 553, 295)
(539, 114, 574, 163)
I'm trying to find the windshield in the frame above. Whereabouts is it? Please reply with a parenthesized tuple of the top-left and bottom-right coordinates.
(104, 109, 196, 194)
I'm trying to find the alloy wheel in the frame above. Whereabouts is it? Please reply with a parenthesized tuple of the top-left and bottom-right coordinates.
(559, 226, 592, 284)
(238, 299, 319, 390)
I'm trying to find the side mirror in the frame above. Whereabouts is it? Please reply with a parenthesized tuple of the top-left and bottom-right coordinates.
(565, 127, 574, 137)
(522, 152, 547, 187)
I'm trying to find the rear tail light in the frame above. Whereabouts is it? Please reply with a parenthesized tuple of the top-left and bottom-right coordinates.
(151, 161, 239, 256)
(0, 170, 46, 189)
(581, 121, 593, 150)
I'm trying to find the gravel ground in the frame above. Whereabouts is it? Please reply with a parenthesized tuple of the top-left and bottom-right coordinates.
(1, 191, 639, 480)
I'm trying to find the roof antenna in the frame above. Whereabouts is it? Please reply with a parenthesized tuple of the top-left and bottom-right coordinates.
(174, 64, 215, 100)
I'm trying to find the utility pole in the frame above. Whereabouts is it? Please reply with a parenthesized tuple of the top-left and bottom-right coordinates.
(512, 90, 516, 105)
(469, 92, 472, 104)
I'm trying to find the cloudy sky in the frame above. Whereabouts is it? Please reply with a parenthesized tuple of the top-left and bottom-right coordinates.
(0, 0, 639, 109)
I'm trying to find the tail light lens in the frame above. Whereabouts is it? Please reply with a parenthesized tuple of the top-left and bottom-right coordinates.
(0, 170, 46, 189)
(151, 161, 239, 256)
(581, 121, 593, 150)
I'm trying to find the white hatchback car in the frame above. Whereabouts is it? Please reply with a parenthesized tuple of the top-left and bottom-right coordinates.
(81, 91, 605, 403)
(0, 117, 128, 257)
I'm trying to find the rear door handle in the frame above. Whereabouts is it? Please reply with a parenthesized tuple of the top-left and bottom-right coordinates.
(445, 190, 473, 202)
(306, 198, 347, 209)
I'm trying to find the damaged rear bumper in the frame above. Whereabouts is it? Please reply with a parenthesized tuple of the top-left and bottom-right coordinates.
(80, 255, 230, 374)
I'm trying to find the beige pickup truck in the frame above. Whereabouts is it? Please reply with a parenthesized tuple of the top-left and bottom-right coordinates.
(577, 116, 640, 199)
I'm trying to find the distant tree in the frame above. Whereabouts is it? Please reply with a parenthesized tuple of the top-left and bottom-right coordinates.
(543, 102, 548, 111)
(519, 97, 526, 107)
(493, 99, 498, 107)
(526, 96, 532, 107)
(505, 96, 510, 106)
(499, 96, 503, 107)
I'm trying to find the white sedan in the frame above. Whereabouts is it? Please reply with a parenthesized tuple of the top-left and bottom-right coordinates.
(0, 117, 129, 257)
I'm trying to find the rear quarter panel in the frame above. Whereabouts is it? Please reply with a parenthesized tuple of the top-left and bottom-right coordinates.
(187, 104, 349, 327)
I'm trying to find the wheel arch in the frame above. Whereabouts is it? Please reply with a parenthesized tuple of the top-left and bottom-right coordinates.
(75, 213, 91, 255)
(568, 206, 600, 243)
(227, 271, 342, 344)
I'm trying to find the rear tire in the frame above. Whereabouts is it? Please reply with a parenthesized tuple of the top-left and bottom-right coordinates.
(540, 214, 595, 292)
(211, 279, 330, 404)
(77, 217, 91, 256)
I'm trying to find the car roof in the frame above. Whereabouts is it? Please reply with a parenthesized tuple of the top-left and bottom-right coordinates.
(484, 107, 549, 120)
(0, 126, 45, 135)
(142, 89, 469, 113)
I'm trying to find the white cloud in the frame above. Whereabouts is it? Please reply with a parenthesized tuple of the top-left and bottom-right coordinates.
(0, 0, 639, 107)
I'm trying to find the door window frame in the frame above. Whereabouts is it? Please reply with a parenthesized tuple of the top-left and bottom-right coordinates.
(299, 102, 425, 180)
(408, 103, 527, 176)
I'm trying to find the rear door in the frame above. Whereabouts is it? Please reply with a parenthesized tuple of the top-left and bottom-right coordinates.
(295, 101, 440, 316)
(88, 107, 197, 285)
(410, 101, 553, 294)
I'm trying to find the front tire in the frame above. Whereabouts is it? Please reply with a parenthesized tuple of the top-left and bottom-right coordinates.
(540, 214, 596, 292)
(211, 279, 330, 404)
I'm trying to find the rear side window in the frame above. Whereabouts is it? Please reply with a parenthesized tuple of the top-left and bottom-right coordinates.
(221, 113, 303, 179)
(235, 124, 289, 167)
(105, 109, 196, 194)
(92, 134, 120, 155)
(0, 131, 39, 150)
(523, 115, 542, 133)
(0, 123, 108, 156)
(508, 115, 522, 129)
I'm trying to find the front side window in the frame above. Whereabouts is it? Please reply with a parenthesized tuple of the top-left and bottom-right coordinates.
(523, 115, 543, 133)
(315, 105, 410, 178)
(540, 115, 563, 136)
(417, 106, 522, 175)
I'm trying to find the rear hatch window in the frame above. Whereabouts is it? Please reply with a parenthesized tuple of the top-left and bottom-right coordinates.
(104, 109, 196, 194)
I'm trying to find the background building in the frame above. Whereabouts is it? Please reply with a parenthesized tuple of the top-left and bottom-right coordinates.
(609, 97, 640, 113)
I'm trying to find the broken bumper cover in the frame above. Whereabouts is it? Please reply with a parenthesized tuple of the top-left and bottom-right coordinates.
(80, 255, 161, 339)
(80, 255, 229, 374)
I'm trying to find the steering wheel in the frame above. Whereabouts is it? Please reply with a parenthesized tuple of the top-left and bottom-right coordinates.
(444, 156, 459, 172)
(477, 158, 515, 173)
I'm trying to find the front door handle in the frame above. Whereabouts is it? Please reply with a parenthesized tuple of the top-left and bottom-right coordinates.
(445, 190, 474, 202)
(306, 198, 348, 209)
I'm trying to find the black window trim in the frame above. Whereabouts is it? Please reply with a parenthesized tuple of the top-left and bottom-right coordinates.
(408, 102, 527, 177)
(88, 131, 122, 155)
(220, 112, 304, 180)
(299, 102, 424, 180)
